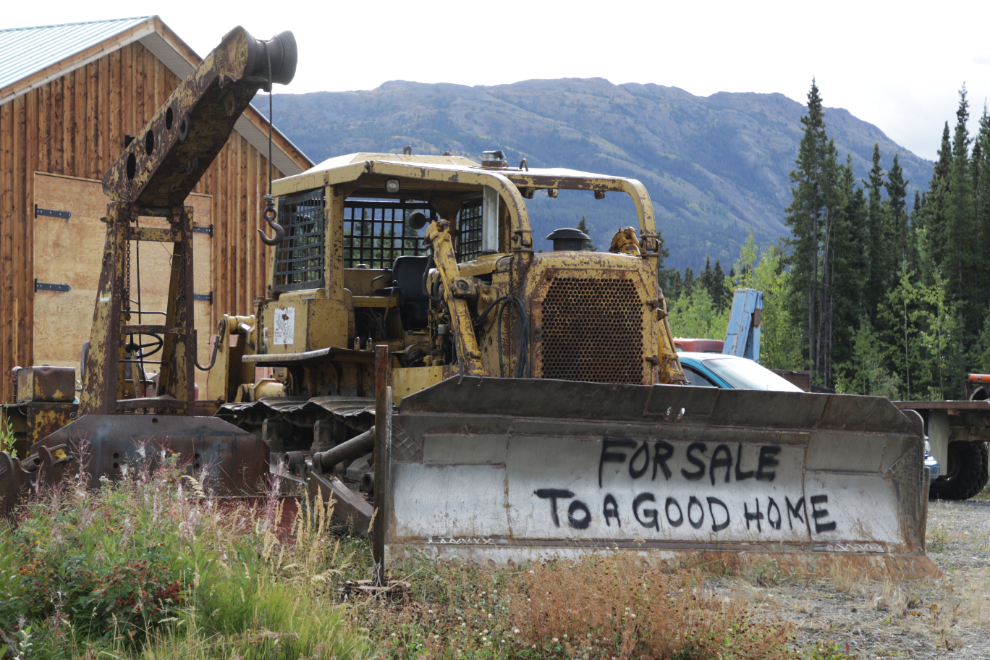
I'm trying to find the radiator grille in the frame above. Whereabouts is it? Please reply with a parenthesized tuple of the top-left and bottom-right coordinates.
(539, 277, 645, 384)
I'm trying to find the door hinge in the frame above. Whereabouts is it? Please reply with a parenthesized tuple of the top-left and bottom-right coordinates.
(194, 292, 213, 303)
(192, 225, 213, 236)
(35, 279, 71, 292)
(35, 205, 70, 219)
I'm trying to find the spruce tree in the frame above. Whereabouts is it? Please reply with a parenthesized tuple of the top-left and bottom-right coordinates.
(683, 267, 695, 298)
(699, 257, 715, 304)
(885, 154, 909, 266)
(878, 262, 926, 399)
(711, 259, 730, 312)
(662, 268, 683, 301)
(909, 190, 924, 269)
(865, 144, 888, 318)
(835, 317, 900, 397)
(974, 105, 990, 314)
(784, 79, 829, 379)
(972, 136, 985, 309)
(830, 155, 869, 367)
(945, 86, 977, 336)
(576, 216, 597, 251)
(923, 123, 953, 277)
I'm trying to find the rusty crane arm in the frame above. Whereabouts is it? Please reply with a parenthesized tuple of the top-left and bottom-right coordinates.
(1, 26, 298, 518)
(102, 26, 296, 207)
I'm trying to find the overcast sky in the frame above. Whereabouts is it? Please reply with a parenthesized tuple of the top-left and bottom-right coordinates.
(7, 0, 990, 162)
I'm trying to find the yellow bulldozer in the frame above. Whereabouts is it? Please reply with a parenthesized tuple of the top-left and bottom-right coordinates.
(200, 149, 935, 578)
(0, 26, 936, 580)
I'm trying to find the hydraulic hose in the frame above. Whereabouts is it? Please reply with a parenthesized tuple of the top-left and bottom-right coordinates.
(422, 251, 442, 302)
(474, 295, 530, 378)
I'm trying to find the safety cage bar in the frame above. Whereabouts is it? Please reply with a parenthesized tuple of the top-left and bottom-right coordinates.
(274, 188, 326, 293)
(455, 200, 483, 263)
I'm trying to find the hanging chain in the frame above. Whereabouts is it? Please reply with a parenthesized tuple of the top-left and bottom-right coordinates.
(123, 228, 131, 320)
(258, 43, 283, 246)
(262, 69, 276, 219)
(268, 46, 274, 199)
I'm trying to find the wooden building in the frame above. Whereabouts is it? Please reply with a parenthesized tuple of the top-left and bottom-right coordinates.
(0, 17, 313, 402)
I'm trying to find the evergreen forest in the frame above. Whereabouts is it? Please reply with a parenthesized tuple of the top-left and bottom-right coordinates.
(665, 81, 990, 401)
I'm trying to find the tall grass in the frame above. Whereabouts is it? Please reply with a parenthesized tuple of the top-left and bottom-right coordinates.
(0, 439, 369, 660)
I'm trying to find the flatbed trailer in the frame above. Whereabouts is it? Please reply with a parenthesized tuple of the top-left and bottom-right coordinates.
(893, 400, 990, 500)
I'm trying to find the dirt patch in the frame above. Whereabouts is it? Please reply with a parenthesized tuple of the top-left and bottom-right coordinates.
(709, 500, 990, 658)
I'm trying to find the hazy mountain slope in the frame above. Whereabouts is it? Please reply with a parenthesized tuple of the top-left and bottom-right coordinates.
(268, 78, 933, 270)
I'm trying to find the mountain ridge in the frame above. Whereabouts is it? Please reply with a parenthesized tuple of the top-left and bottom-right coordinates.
(268, 78, 933, 270)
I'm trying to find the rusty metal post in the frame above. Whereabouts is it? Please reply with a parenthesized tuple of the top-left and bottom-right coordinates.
(79, 202, 129, 415)
(156, 204, 196, 410)
(372, 344, 390, 586)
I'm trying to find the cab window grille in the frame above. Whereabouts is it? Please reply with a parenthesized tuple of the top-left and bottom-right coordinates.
(273, 189, 325, 292)
(456, 200, 483, 262)
(343, 200, 431, 269)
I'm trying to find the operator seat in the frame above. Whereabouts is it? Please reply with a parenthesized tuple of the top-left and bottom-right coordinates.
(390, 255, 430, 330)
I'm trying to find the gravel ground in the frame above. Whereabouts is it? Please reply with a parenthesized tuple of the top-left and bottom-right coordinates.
(712, 500, 990, 658)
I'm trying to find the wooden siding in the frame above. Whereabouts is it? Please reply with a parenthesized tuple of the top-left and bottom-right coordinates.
(0, 41, 286, 402)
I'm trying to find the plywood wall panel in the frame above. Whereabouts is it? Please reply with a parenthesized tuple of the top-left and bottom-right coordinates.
(32, 174, 112, 371)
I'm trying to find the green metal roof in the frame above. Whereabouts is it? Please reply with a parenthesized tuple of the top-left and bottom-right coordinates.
(0, 16, 152, 93)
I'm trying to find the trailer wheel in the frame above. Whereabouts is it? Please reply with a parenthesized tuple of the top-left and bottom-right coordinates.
(929, 442, 990, 500)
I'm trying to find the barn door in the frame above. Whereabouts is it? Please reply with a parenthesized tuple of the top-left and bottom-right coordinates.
(33, 173, 214, 398)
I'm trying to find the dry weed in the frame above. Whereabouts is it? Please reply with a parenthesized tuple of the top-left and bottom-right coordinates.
(958, 568, 990, 627)
(506, 555, 794, 659)
(825, 558, 870, 595)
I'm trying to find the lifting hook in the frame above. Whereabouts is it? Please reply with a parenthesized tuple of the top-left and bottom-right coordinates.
(258, 194, 284, 246)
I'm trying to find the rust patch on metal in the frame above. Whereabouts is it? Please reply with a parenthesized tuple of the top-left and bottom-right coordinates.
(16, 367, 76, 403)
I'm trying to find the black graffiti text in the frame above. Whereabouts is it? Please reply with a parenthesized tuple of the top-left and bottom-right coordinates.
(600, 438, 781, 487)
(534, 490, 837, 535)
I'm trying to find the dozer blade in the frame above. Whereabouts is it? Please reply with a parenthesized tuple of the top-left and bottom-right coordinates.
(0, 415, 269, 517)
(378, 377, 937, 579)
